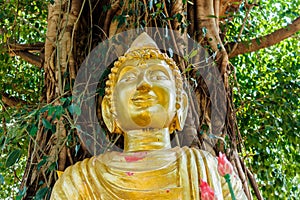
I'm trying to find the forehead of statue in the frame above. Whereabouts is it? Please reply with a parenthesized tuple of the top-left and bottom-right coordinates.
(115, 58, 172, 78)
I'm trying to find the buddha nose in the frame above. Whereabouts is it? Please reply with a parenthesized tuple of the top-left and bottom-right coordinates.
(136, 76, 152, 92)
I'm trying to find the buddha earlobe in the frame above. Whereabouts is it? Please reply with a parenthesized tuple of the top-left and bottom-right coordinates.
(101, 96, 122, 134)
(169, 91, 188, 133)
(102, 96, 114, 133)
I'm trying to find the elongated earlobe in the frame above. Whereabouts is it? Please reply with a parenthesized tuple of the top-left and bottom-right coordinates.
(101, 96, 122, 134)
(169, 91, 188, 133)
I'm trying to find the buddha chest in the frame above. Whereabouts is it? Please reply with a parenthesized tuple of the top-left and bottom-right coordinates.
(51, 147, 245, 200)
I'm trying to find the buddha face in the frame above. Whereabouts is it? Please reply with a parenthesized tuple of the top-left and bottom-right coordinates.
(112, 58, 177, 131)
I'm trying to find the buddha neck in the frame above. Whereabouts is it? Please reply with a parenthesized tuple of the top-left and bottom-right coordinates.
(123, 128, 171, 152)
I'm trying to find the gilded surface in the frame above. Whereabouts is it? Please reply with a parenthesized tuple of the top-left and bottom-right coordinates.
(51, 33, 247, 199)
(51, 147, 246, 200)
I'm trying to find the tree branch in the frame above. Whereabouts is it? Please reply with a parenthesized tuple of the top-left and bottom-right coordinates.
(1, 93, 27, 107)
(12, 51, 44, 68)
(228, 16, 300, 58)
(8, 42, 44, 52)
(1, 42, 45, 68)
(246, 167, 263, 200)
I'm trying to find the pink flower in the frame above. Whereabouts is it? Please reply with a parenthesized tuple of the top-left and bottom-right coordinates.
(200, 179, 215, 200)
(124, 152, 147, 162)
(217, 152, 233, 176)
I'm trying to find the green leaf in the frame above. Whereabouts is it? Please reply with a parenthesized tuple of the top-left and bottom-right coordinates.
(5, 149, 22, 167)
(37, 156, 48, 170)
(0, 135, 6, 150)
(189, 50, 198, 58)
(19, 186, 27, 196)
(183, 67, 193, 73)
(206, 15, 217, 18)
(16, 186, 27, 200)
(42, 118, 52, 130)
(68, 104, 81, 115)
(50, 105, 64, 120)
(60, 97, 67, 104)
(48, 162, 57, 172)
(29, 125, 38, 136)
(47, 105, 56, 116)
(174, 13, 183, 22)
(0, 174, 4, 184)
(35, 187, 48, 200)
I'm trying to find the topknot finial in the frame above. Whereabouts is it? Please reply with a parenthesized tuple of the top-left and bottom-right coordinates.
(126, 32, 160, 53)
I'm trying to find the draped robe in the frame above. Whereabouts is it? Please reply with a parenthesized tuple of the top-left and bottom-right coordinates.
(51, 147, 247, 200)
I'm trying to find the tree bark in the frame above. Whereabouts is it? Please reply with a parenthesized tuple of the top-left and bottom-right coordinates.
(1, 93, 26, 107)
(11, 51, 43, 68)
(3, 42, 45, 67)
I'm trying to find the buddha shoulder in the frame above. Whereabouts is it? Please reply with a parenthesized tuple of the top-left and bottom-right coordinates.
(50, 157, 99, 200)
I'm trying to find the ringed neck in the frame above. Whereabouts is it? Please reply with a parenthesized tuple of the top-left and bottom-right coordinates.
(123, 128, 171, 152)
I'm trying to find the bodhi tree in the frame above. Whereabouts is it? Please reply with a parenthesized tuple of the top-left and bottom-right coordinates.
(0, 0, 299, 199)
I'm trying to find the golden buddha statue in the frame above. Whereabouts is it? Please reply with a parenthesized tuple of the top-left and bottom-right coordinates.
(51, 33, 247, 200)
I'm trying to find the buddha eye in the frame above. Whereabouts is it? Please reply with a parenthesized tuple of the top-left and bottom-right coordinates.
(149, 71, 169, 81)
(119, 72, 137, 82)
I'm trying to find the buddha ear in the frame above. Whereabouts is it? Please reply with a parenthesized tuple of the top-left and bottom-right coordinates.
(102, 96, 114, 133)
(170, 91, 188, 132)
(102, 96, 123, 134)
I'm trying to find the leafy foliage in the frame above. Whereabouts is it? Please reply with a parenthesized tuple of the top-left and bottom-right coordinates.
(0, 55, 43, 103)
(228, 0, 300, 198)
(0, 0, 46, 102)
(0, 107, 36, 199)
(0, 0, 48, 43)
(0, 0, 48, 199)
(232, 37, 299, 198)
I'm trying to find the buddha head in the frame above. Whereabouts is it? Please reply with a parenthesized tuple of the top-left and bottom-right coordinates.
(102, 33, 188, 134)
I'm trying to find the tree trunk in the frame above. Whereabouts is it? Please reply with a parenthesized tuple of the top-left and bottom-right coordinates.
(20, 0, 259, 199)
